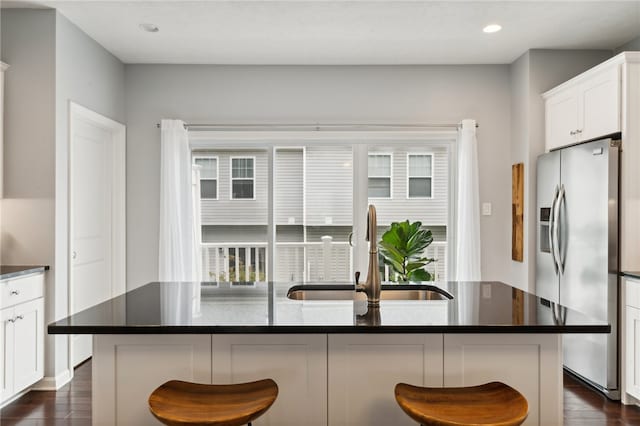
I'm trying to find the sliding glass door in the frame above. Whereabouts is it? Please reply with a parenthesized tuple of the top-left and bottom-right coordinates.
(191, 134, 454, 285)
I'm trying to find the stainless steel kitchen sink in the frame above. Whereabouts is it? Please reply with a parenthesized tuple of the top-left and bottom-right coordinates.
(286, 284, 453, 301)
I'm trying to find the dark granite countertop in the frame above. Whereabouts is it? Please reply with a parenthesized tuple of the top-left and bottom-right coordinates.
(0, 265, 49, 281)
(48, 280, 610, 335)
(623, 272, 640, 280)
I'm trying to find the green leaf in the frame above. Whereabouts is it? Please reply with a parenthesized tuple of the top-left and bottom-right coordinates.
(379, 242, 405, 263)
(405, 261, 428, 273)
(381, 227, 402, 248)
(408, 268, 432, 282)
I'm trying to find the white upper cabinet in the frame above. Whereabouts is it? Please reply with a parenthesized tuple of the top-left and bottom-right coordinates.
(545, 87, 580, 151)
(544, 62, 621, 151)
(580, 66, 621, 142)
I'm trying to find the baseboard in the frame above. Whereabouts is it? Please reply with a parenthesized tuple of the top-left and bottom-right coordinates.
(31, 369, 72, 391)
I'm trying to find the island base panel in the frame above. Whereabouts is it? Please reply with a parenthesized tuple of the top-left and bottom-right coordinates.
(211, 334, 327, 425)
(92, 335, 212, 425)
(444, 334, 562, 426)
(328, 334, 443, 425)
(92, 333, 562, 426)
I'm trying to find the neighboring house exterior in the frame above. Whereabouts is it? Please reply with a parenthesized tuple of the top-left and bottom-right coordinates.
(194, 145, 449, 283)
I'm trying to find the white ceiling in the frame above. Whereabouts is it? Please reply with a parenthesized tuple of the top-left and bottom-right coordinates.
(4, 1, 640, 65)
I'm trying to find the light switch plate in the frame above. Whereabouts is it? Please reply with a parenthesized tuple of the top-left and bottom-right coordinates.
(482, 283, 492, 299)
(482, 202, 492, 216)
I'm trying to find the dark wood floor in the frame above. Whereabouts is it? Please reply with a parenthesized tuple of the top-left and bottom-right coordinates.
(0, 359, 91, 426)
(563, 372, 640, 425)
(2, 360, 640, 425)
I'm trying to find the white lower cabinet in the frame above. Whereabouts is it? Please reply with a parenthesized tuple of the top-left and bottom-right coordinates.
(625, 305, 640, 400)
(0, 306, 16, 402)
(625, 278, 640, 401)
(328, 334, 443, 426)
(12, 298, 44, 392)
(0, 278, 45, 405)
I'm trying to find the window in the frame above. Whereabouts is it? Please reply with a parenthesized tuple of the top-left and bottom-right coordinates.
(194, 156, 218, 199)
(407, 154, 433, 198)
(231, 157, 255, 199)
(368, 153, 392, 198)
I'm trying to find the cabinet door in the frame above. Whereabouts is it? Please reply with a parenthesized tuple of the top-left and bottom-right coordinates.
(212, 334, 327, 426)
(579, 66, 621, 142)
(13, 298, 44, 392)
(545, 88, 579, 151)
(626, 306, 640, 400)
(328, 334, 443, 426)
(0, 307, 15, 402)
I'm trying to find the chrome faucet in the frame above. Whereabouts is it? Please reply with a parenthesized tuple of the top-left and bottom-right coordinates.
(356, 204, 381, 306)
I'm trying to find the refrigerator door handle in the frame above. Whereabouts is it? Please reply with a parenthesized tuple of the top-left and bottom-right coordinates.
(549, 185, 560, 275)
(553, 184, 565, 275)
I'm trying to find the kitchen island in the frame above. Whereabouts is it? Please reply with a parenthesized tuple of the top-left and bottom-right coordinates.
(49, 281, 609, 426)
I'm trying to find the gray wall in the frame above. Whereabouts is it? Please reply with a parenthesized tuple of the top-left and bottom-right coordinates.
(508, 49, 612, 292)
(53, 13, 125, 377)
(1, 8, 58, 380)
(1, 9, 125, 382)
(615, 35, 640, 54)
(125, 64, 512, 288)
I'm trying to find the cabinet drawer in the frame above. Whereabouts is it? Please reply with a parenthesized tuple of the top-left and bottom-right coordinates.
(0, 274, 44, 310)
(626, 278, 640, 309)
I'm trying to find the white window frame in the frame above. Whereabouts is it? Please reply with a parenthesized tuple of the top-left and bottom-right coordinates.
(406, 153, 434, 199)
(193, 155, 219, 200)
(230, 156, 257, 200)
(367, 152, 393, 199)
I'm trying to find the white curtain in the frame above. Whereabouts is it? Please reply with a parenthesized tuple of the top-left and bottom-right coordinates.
(455, 119, 482, 281)
(158, 119, 198, 282)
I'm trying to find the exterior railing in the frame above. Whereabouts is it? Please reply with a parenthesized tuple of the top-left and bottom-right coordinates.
(201, 243, 268, 282)
(276, 240, 353, 283)
(201, 240, 446, 283)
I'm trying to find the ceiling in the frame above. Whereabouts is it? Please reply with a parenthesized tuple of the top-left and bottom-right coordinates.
(4, 1, 640, 65)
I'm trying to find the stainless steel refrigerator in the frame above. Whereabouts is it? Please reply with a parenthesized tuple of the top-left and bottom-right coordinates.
(536, 137, 620, 399)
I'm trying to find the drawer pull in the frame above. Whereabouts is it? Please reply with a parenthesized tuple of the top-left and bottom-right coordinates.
(7, 318, 15, 323)
(15, 315, 24, 321)
(10, 290, 19, 296)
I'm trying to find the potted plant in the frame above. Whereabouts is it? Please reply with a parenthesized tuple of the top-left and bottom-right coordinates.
(379, 220, 435, 283)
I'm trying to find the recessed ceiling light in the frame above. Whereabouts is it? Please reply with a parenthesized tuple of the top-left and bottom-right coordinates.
(139, 23, 159, 33)
(483, 24, 502, 34)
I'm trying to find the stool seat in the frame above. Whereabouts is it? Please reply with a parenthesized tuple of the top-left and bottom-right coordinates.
(394, 381, 528, 426)
(149, 379, 278, 426)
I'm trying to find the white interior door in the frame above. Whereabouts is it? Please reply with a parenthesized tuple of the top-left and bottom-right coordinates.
(70, 103, 126, 366)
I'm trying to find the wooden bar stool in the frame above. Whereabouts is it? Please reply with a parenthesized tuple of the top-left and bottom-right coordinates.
(394, 381, 528, 426)
(149, 379, 278, 426)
